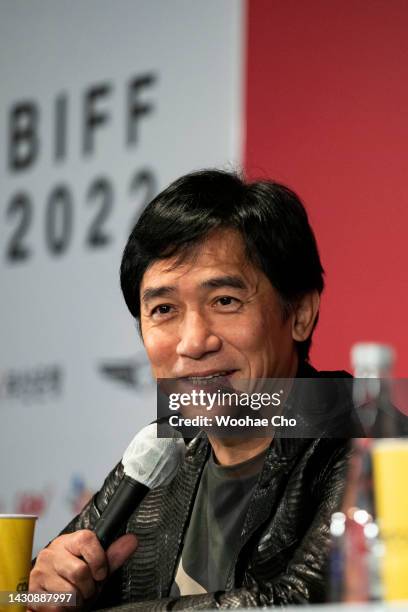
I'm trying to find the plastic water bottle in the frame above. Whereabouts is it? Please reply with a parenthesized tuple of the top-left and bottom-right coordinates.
(328, 342, 396, 602)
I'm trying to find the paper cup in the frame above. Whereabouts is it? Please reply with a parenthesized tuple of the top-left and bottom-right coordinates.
(0, 515, 37, 611)
(372, 440, 408, 601)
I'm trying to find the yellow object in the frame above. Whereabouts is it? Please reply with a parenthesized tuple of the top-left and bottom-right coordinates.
(373, 439, 408, 601)
(0, 515, 37, 611)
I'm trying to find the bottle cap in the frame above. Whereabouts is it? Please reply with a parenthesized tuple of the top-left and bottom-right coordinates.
(351, 343, 395, 376)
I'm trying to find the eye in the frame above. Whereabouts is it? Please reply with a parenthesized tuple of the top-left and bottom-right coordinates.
(150, 304, 175, 319)
(213, 296, 242, 312)
(218, 296, 235, 306)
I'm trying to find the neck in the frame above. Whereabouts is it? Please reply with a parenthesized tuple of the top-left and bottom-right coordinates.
(207, 354, 300, 466)
(208, 435, 273, 466)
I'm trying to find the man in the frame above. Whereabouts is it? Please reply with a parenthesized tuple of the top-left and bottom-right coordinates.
(30, 170, 351, 610)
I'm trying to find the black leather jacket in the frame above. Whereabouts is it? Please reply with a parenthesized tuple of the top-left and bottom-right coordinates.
(59, 368, 353, 610)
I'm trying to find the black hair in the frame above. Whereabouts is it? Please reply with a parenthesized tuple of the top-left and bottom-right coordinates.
(120, 169, 324, 361)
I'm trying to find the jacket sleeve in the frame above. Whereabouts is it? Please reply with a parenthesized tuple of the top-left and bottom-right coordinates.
(59, 461, 124, 536)
(97, 443, 351, 610)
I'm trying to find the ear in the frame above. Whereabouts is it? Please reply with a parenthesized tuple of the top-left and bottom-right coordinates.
(291, 291, 320, 342)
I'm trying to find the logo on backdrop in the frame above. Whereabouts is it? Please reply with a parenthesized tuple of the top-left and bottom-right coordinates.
(0, 364, 63, 404)
(98, 355, 153, 390)
(14, 486, 53, 517)
(67, 475, 94, 514)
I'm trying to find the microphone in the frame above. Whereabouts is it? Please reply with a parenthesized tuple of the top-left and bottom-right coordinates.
(94, 422, 185, 549)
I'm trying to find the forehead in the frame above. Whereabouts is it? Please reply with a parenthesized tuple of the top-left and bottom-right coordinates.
(140, 229, 255, 288)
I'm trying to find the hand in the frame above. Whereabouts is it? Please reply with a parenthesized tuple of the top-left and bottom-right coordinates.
(28, 529, 138, 611)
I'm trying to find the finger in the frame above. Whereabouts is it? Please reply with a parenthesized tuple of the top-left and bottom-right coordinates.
(34, 573, 81, 609)
(30, 552, 72, 596)
(106, 533, 138, 574)
(52, 553, 94, 601)
(63, 530, 108, 582)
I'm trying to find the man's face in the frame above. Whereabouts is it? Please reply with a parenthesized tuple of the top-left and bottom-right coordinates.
(139, 228, 299, 382)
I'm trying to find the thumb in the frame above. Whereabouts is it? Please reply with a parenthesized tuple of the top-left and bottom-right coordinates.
(106, 533, 138, 574)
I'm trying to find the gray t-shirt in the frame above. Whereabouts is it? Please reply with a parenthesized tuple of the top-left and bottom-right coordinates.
(170, 448, 267, 596)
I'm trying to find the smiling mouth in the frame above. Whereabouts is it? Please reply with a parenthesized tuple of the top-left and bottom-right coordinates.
(180, 370, 237, 384)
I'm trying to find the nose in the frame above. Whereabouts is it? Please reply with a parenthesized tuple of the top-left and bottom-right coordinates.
(176, 310, 221, 359)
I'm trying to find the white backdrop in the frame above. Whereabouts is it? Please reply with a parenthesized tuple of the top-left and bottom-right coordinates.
(0, 0, 244, 553)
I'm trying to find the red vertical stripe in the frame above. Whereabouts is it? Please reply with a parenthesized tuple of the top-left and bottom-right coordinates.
(245, 0, 408, 375)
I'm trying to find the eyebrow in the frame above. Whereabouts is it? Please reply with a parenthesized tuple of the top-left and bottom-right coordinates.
(142, 286, 176, 305)
(141, 275, 247, 306)
(200, 275, 247, 291)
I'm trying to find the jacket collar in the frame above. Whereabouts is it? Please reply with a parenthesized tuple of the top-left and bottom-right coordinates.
(160, 362, 325, 593)
(173, 431, 311, 590)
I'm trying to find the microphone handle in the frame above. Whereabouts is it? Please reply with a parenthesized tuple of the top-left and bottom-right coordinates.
(94, 475, 149, 549)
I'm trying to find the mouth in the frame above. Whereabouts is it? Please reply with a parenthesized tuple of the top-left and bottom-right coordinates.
(179, 370, 238, 385)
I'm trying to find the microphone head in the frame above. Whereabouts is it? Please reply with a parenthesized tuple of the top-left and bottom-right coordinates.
(122, 422, 186, 488)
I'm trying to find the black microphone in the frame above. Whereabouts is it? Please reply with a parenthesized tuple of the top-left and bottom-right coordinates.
(94, 422, 185, 549)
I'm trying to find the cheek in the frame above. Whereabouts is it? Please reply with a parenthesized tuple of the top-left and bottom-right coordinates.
(220, 313, 267, 353)
(143, 328, 177, 371)
(229, 307, 288, 359)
